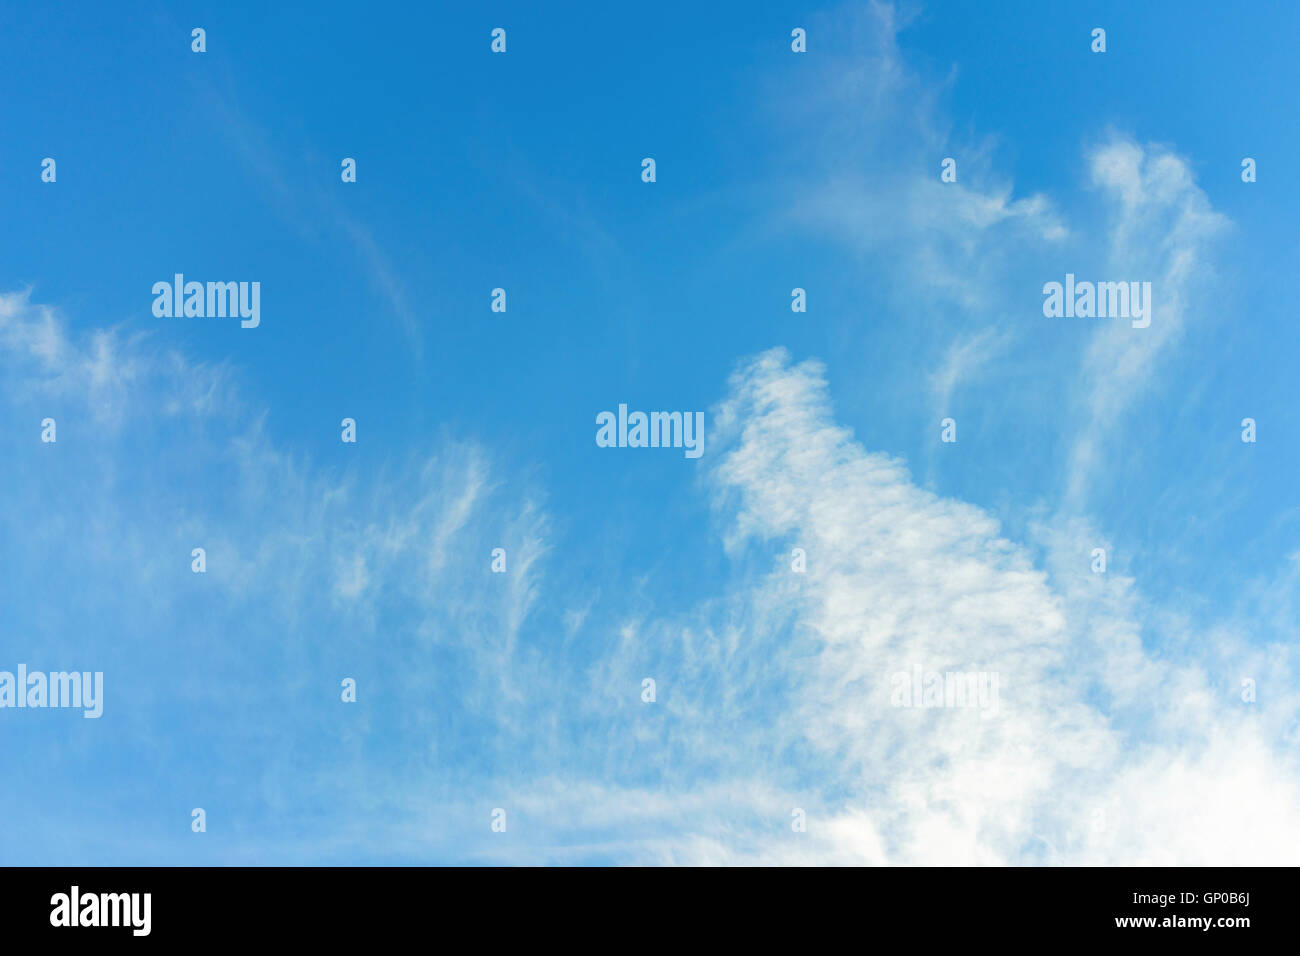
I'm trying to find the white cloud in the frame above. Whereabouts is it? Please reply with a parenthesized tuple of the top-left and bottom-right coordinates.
(0, 291, 553, 847)
(928, 326, 1008, 419)
(515, 349, 1300, 866)
(780, 2, 1067, 315)
(1066, 138, 1231, 505)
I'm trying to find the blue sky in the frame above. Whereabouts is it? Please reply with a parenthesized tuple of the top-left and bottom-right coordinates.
(2, 0, 1298, 864)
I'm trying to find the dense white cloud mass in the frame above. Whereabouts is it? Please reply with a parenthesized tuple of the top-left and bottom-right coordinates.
(565, 350, 1298, 865)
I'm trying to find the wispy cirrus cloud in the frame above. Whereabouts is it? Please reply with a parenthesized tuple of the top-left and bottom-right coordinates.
(0, 289, 549, 863)
(1065, 138, 1230, 506)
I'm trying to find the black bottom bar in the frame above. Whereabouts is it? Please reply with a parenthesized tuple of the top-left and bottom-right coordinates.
(0, 866, 1283, 944)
